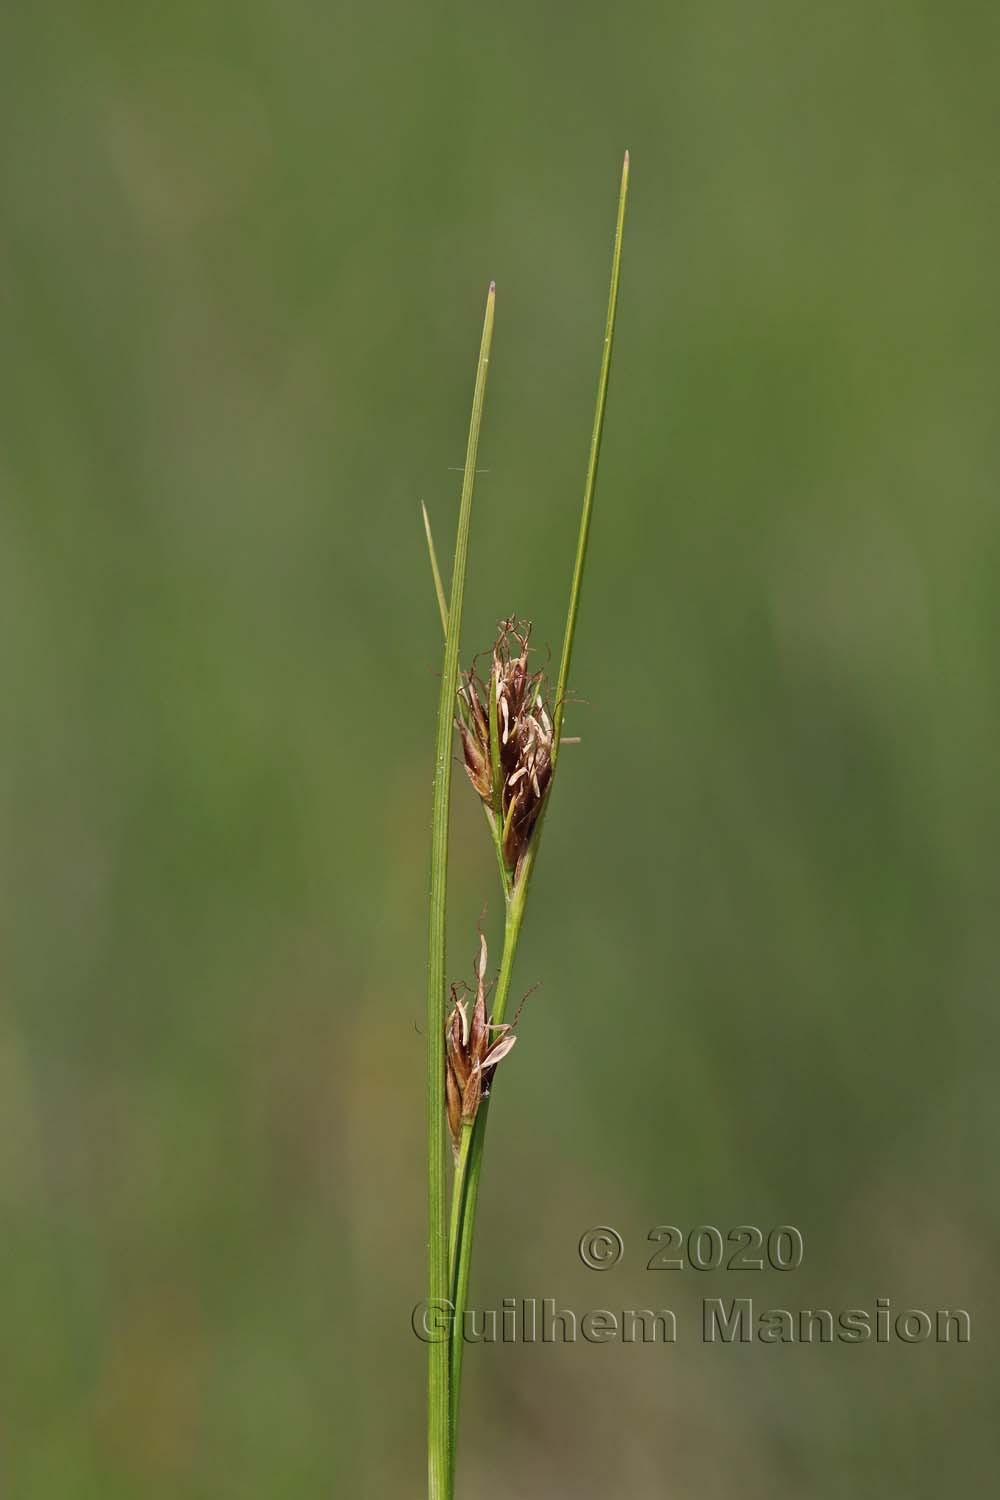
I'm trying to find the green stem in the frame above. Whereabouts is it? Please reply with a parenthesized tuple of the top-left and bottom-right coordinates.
(447, 153, 629, 1483)
(448, 1125, 474, 1300)
(485, 808, 511, 897)
(427, 282, 495, 1500)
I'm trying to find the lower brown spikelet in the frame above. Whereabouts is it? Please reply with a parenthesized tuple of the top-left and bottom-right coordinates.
(444, 933, 517, 1155)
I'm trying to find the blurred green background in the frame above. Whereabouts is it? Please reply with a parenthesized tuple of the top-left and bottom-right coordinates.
(2, 2, 998, 1495)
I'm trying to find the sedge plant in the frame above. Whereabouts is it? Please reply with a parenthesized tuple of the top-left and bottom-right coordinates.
(424, 153, 629, 1498)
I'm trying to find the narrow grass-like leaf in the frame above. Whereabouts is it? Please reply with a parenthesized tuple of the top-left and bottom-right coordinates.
(421, 500, 450, 637)
(552, 149, 629, 763)
(427, 282, 495, 1500)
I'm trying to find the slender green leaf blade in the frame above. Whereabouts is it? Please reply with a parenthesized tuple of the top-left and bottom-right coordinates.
(552, 151, 629, 762)
(421, 500, 450, 636)
(427, 281, 495, 1500)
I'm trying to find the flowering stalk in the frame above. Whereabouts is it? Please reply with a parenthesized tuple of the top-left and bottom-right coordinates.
(423, 153, 628, 1495)
(449, 155, 628, 1476)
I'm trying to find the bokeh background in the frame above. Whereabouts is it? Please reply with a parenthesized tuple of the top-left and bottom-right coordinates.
(2, 2, 998, 1495)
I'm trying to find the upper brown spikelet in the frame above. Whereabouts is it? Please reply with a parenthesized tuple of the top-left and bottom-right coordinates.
(456, 617, 554, 878)
(444, 933, 517, 1155)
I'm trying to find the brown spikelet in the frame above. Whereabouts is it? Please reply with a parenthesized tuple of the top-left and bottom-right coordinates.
(443, 931, 518, 1155)
(456, 617, 554, 878)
